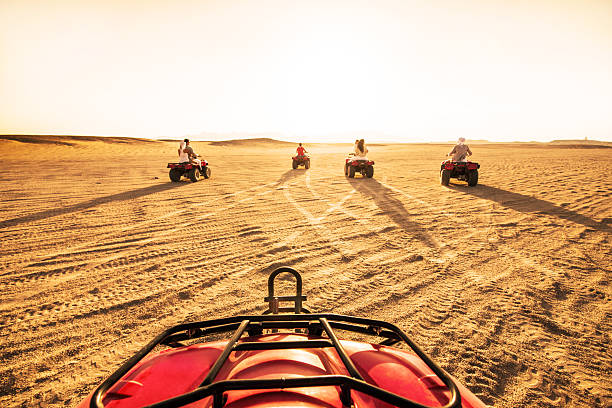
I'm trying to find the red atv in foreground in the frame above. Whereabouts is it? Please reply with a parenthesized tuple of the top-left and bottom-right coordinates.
(76, 267, 487, 408)
(167, 160, 211, 182)
(440, 160, 479, 186)
(292, 155, 310, 169)
(345, 153, 374, 178)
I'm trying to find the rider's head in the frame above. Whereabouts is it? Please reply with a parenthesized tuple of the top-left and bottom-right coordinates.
(184, 138, 190, 145)
(458, 137, 466, 144)
(299, 143, 302, 146)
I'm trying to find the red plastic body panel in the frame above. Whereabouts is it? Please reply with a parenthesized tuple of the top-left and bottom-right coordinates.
(442, 160, 478, 172)
(346, 160, 374, 166)
(76, 334, 485, 408)
(167, 160, 209, 169)
(168, 163, 193, 169)
(292, 156, 310, 163)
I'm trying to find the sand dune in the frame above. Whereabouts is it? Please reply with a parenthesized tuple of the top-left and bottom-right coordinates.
(209, 137, 295, 147)
(0, 135, 158, 146)
(0, 137, 610, 407)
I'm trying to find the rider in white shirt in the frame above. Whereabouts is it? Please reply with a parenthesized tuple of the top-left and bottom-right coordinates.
(178, 139, 190, 163)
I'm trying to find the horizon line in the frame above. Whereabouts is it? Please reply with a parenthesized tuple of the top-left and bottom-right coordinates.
(1, 134, 610, 145)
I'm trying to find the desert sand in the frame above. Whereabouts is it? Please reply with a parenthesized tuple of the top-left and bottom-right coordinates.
(0, 136, 610, 408)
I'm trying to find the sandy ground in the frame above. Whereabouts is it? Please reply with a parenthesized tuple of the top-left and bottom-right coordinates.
(0, 136, 610, 408)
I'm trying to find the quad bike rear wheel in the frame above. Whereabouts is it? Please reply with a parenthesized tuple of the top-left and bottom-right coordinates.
(349, 165, 356, 178)
(344, 163, 348, 176)
(169, 168, 182, 182)
(292, 160, 298, 169)
(203, 166, 211, 179)
(467, 170, 478, 186)
(441, 169, 451, 186)
(365, 165, 374, 178)
(188, 167, 201, 182)
(305, 160, 310, 169)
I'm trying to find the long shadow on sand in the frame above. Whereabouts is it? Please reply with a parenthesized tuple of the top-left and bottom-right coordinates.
(347, 177, 438, 248)
(0, 182, 188, 229)
(448, 184, 610, 231)
(276, 169, 304, 186)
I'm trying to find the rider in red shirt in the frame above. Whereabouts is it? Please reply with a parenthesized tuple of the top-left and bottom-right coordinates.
(296, 143, 307, 156)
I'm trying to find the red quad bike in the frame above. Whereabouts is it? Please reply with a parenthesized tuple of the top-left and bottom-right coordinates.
(76, 267, 487, 408)
(167, 159, 211, 182)
(345, 153, 374, 178)
(440, 160, 479, 187)
(292, 155, 311, 169)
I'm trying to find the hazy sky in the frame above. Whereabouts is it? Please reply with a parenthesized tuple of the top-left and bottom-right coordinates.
(1, 0, 611, 142)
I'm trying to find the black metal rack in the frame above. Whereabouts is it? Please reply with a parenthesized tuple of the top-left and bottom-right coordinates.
(90, 268, 462, 408)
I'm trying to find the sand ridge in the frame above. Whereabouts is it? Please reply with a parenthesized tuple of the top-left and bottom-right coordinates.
(0, 137, 610, 407)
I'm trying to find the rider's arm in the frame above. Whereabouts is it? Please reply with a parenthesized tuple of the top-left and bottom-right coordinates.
(467, 146, 472, 156)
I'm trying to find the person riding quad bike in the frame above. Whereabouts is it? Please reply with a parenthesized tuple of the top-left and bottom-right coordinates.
(345, 139, 374, 178)
(440, 138, 479, 186)
(292, 143, 310, 169)
(168, 139, 211, 182)
(448, 137, 472, 162)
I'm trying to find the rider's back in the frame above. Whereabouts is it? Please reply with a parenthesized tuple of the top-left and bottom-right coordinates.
(354, 145, 368, 158)
(449, 144, 471, 161)
(178, 144, 189, 162)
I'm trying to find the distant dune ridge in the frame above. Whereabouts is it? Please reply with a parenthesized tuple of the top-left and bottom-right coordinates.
(208, 137, 295, 147)
(0, 136, 610, 407)
(0, 134, 159, 146)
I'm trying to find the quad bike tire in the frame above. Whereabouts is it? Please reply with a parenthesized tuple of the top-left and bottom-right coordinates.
(348, 165, 356, 178)
(441, 169, 451, 186)
(467, 170, 478, 186)
(203, 166, 211, 179)
(305, 160, 310, 169)
(344, 163, 348, 176)
(292, 160, 298, 169)
(169, 168, 182, 182)
(365, 165, 374, 178)
(188, 167, 201, 182)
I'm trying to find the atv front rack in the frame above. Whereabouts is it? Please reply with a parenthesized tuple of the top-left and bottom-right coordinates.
(90, 268, 461, 408)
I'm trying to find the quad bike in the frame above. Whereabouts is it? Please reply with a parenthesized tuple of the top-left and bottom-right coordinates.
(345, 153, 374, 178)
(440, 160, 479, 186)
(167, 158, 211, 182)
(292, 155, 311, 169)
(76, 267, 487, 408)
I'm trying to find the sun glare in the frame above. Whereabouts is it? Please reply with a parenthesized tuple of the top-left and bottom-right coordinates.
(1, 0, 611, 142)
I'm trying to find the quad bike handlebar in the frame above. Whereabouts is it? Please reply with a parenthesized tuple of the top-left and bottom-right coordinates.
(263, 267, 309, 314)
